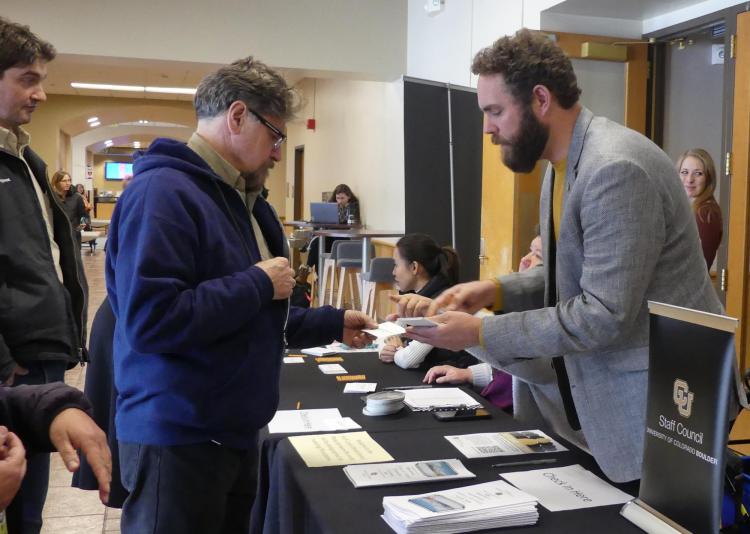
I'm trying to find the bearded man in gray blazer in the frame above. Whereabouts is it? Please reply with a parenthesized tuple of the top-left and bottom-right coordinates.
(395, 29, 721, 483)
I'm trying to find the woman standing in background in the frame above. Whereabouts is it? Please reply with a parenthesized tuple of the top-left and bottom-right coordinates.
(51, 171, 87, 247)
(677, 148, 723, 268)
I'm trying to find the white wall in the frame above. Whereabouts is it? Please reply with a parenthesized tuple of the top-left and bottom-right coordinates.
(407, 0, 526, 86)
(643, 0, 746, 34)
(4, 0, 407, 79)
(541, 12, 643, 38)
(284, 78, 405, 231)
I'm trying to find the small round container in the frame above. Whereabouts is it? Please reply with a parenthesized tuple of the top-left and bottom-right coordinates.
(362, 391, 405, 416)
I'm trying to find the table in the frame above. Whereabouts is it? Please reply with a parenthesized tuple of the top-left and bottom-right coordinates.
(313, 229, 403, 304)
(250, 351, 642, 534)
(282, 221, 358, 271)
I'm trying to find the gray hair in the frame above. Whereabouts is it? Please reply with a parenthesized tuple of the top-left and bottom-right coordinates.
(194, 56, 298, 121)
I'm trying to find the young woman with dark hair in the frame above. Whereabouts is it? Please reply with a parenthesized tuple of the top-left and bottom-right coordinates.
(379, 233, 475, 369)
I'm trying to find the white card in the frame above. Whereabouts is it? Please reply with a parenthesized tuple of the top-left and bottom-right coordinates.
(343, 382, 377, 393)
(319, 364, 347, 374)
(501, 464, 633, 511)
(283, 356, 305, 364)
(362, 321, 405, 339)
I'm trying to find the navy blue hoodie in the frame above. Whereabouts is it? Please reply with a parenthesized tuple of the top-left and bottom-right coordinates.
(106, 138, 344, 448)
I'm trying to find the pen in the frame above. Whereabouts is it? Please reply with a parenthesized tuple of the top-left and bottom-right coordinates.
(296, 401, 301, 410)
(490, 458, 557, 468)
(382, 385, 433, 390)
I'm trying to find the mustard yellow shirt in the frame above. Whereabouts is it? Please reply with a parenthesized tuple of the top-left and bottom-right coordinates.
(480, 160, 567, 347)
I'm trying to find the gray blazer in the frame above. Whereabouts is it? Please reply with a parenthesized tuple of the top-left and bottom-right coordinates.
(476, 107, 722, 482)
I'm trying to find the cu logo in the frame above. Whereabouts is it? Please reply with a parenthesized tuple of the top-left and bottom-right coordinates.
(673, 379, 694, 418)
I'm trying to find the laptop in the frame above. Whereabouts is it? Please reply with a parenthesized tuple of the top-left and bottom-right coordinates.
(309, 202, 340, 224)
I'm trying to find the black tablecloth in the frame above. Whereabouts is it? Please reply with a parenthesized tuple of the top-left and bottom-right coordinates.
(251, 351, 642, 534)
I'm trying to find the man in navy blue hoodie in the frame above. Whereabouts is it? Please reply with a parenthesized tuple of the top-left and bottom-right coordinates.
(106, 57, 375, 533)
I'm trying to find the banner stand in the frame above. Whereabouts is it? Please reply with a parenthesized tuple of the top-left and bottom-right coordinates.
(620, 301, 738, 533)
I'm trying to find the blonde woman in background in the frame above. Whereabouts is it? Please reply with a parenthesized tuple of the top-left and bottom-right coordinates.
(677, 148, 723, 268)
(51, 171, 87, 247)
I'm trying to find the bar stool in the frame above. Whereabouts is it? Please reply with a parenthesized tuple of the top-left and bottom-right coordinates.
(360, 257, 395, 319)
(335, 241, 373, 309)
(319, 240, 345, 306)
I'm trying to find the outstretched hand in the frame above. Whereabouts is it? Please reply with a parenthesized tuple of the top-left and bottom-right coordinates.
(49, 408, 112, 505)
(403, 311, 482, 351)
(342, 311, 377, 348)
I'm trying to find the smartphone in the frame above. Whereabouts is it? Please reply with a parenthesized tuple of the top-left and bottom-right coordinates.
(433, 408, 492, 422)
(396, 317, 438, 328)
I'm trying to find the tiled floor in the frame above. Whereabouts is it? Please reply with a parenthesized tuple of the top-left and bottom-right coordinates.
(40, 245, 122, 534)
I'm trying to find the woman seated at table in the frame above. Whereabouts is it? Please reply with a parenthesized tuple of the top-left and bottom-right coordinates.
(677, 148, 722, 268)
(420, 233, 545, 412)
(379, 233, 476, 370)
(302, 183, 361, 274)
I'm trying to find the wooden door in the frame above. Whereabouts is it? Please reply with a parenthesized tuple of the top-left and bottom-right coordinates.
(479, 31, 649, 279)
(726, 11, 750, 371)
(294, 146, 304, 220)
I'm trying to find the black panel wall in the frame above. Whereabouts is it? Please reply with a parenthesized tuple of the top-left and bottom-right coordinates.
(449, 89, 484, 281)
(403, 78, 483, 283)
(403, 81, 453, 249)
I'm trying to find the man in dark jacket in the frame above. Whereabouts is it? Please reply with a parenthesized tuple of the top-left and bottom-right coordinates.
(0, 18, 87, 533)
(107, 57, 375, 533)
(0, 383, 111, 534)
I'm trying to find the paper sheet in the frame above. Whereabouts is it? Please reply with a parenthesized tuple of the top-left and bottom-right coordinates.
(301, 342, 378, 356)
(501, 464, 633, 511)
(363, 321, 405, 339)
(400, 387, 481, 411)
(268, 408, 360, 434)
(445, 430, 567, 458)
(283, 356, 305, 364)
(319, 364, 347, 374)
(289, 431, 394, 467)
(343, 382, 377, 393)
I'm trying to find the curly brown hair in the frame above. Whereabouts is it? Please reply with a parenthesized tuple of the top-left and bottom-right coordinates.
(0, 17, 56, 77)
(471, 29, 580, 109)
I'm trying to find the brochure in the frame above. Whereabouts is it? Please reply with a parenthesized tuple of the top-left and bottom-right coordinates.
(445, 430, 567, 458)
(382, 480, 538, 534)
(344, 459, 475, 488)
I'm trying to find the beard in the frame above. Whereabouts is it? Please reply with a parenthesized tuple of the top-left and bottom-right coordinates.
(492, 106, 549, 173)
(241, 163, 273, 192)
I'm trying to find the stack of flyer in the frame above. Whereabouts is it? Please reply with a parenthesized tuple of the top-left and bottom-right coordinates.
(382, 480, 538, 534)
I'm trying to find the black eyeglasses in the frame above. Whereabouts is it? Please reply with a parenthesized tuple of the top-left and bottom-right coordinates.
(247, 108, 287, 150)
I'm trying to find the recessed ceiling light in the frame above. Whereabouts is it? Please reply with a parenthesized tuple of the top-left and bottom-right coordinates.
(133, 141, 141, 148)
(104, 139, 113, 146)
(72, 82, 144, 92)
(87, 116, 99, 123)
(71, 83, 196, 95)
(145, 86, 196, 95)
(89, 121, 101, 127)
(138, 119, 149, 124)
